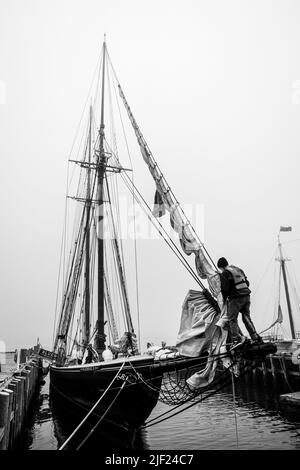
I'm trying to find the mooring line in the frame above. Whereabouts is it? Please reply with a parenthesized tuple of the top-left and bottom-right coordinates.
(58, 360, 126, 450)
(231, 369, 239, 450)
(76, 379, 127, 450)
(142, 356, 261, 429)
(279, 356, 294, 393)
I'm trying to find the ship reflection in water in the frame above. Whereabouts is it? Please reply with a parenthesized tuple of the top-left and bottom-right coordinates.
(50, 391, 149, 451)
(23, 374, 148, 450)
(23, 371, 300, 450)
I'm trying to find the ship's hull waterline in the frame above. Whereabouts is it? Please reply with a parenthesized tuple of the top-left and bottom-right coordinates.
(49, 353, 208, 444)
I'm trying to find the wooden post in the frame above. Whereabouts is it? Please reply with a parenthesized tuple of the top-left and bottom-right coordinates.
(14, 376, 24, 424)
(16, 349, 20, 370)
(11, 378, 22, 439)
(270, 355, 276, 378)
(19, 371, 30, 412)
(32, 362, 38, 396)
(25, 365, 33, 402)
(252, 361, 258, 381)
(244, 361, 251, 387)
(261, 361, 268, 388)
(3, 388, 13, 449)
(0, 391, 10, 450)
(0, 357, 42, 450)
(19, 349, 28, 364)
(6, 382, 17, 446)
(18, 375, 28, 416)
(25, 366, 31, 401)
(281, 356, 289, 384)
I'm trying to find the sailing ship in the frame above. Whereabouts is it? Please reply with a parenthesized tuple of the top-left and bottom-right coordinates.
(260, 227, 300, 344)
(242, 227, 300, 392)
(48, 38, 275, 447)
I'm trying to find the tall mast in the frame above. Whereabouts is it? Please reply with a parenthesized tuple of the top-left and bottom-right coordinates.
(83, 105, 92, 346)
(94, 38, 107, 357)
(278, 235, 296, 339)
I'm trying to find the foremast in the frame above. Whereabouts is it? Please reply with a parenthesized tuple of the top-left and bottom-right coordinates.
(94, 38, 107, 358)
(82, 105, 92, 346)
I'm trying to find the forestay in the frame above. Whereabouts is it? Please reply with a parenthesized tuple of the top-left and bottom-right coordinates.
(118, 84, 230, 388)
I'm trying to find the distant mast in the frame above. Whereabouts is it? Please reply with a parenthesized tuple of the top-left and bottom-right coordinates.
(94, 38, 107, 358)
(277, 226, 296, 339)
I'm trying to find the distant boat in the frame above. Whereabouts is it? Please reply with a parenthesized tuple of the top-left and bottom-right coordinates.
(244, 228, 300, 389)
(261, 227, 300, 348)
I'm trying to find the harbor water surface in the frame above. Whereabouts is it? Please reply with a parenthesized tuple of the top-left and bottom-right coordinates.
(12, 357, 300, 451)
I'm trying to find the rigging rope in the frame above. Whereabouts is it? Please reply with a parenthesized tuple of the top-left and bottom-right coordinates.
(106, 50, 218, 273)
(286, 265, 300, 320)
(105, 53, 215, 285)
(117, 164, 205, 289)
(60, 53, 103, 288)
(142, 360, 241, 428)
(76, 380, 127, 450)
(251, 246, 277, 297)
(142, 357, 259, 429)
(127, 350, 236, 412)
(108, 67, 143, 353)
(278, 356, 294, 393)
(105, 176, 133, 333)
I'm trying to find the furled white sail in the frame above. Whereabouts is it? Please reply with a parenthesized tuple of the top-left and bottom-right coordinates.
(117, 84, 231, 388)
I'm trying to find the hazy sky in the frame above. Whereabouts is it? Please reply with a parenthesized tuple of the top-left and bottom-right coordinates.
(1, 0, 300, 351)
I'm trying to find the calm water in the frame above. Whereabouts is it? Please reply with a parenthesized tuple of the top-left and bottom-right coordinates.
(18, 363, 300, 451)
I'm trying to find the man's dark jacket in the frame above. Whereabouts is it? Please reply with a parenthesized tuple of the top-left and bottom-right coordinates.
(220, 267, 251, 301)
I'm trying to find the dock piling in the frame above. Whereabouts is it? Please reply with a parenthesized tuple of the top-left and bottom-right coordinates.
(0, 391, 10, 450)
(0, 351, 43, 449)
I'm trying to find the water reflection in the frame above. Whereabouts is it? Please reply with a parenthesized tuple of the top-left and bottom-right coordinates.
(232, 368, 300, 423)
(24, 368, 300, 450)
(145, 368, 300, 450)
(25, 374, 148, 450)
(50, 394, 149, 451)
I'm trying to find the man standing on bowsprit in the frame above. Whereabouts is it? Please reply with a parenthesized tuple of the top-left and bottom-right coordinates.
(217, 257, 263, 349)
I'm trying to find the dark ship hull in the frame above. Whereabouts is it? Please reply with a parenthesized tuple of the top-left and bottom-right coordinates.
(49, 353, 209, 448)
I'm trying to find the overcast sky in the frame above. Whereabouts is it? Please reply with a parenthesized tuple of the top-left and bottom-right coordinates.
(1, 0, 300, 351)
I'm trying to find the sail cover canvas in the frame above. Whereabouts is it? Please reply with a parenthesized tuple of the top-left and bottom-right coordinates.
(176, 290, 229, 388)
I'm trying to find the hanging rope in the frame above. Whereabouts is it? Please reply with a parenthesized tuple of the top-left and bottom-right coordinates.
(118, 165, 205, 289)
(231, 370, 239, 450)
(58, 360, 126, 450)
(76, 379, 127, 450)
(105, 53, 211, 289)
(141, 357, 259, 430)
(278, 356, 294, 393)
(142, 360, 242, 429)
(251, 246, 277, 297)
(286, 265, 300, 320)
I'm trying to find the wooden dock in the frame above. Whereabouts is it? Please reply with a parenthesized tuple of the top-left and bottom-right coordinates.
(257, 340, 300, 382)
(280, 391, 300, 407)
(233, 339, 300, 413)
(0, 349, 42, 450)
